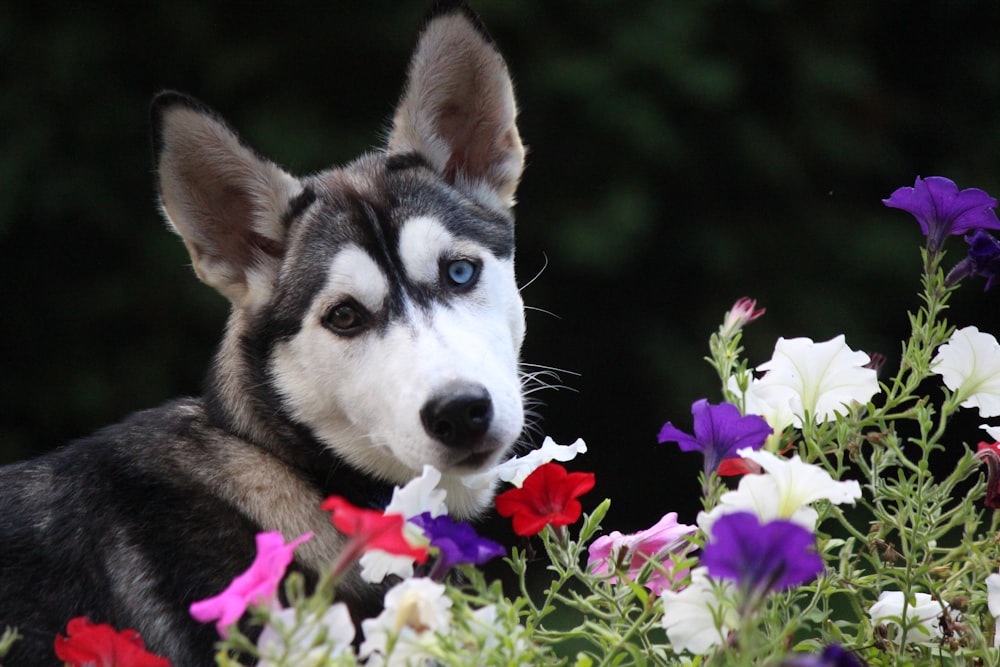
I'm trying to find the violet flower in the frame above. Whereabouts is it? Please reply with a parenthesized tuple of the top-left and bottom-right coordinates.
(701, 511, 823, 602)
(882, 175, 1000, 253)
(782, 645, 866, 667)
(410, 512, 506, 578)
(658, 399, 772, 482)
(946, 229, 1000, 291)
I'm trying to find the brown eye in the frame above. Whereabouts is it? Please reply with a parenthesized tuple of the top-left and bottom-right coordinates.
(323, 301, 368, 336)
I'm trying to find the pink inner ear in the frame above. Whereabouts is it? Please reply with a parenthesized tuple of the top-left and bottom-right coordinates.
(387, 10, 523, 208)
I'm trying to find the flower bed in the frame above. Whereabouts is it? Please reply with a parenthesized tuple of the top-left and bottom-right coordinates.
(5, 175, 1000, 666)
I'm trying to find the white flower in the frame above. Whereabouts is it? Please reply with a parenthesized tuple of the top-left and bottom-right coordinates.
(257, 603, 354, 667)
(460, 436, 588, 495)
(360, 578, 452, 666)
(467, 604, 502, 653)
(983, 424, 1000, 441)
(933, 326, 1000, 418)
(697, 448, 862, 534)
(987, 570, 1000, 647)
(869, 591, 947, 645)
(660, 568, 736, 654)
(727, 373, 797, 439)
(493, 436, 588, 487)
(755, 335, 879, 425)
(361, 465, 448, 583)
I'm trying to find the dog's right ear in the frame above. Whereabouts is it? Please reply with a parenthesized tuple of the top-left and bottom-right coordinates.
(152, 92, 305, 311)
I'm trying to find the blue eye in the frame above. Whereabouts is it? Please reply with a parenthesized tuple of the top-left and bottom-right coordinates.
(446, 259, 479, 287)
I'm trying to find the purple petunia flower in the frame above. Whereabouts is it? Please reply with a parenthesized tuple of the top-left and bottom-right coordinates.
(882, 175, 1000, 252)
(945, 229, 1000, 291)
(658, 399, 772, 481)
(410, 512, 506, 576)
(782, 644, 866, 667)
(701, 511, 823, 595)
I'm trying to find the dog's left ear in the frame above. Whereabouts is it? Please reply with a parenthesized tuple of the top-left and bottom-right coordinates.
(388, 2, 524, 212)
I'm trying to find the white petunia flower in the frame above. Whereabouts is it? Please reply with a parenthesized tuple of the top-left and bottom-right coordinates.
(869, 591, 947, 645)
(360, 578, 452, 666)
(257, 603, 354, 667)
(697, 448, 862, 534)
(659, 568, 736, 654)
(933, 326, 1000, 418)
(360, 465, 448, 583)
(494, 436, 588, 487)
(983, 424, 1000, 442)
(460, 436, 588, 494)
(727, 373, 796, 443)
(754, 335, 879, 425)
(987, 570, 1000, 647)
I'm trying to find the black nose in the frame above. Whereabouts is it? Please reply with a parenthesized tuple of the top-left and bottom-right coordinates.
(420, 382, 494, 448)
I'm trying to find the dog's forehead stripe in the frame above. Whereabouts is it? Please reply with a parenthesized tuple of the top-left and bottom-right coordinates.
(325, 245, 389, 312)
(398, 216, 453, 285)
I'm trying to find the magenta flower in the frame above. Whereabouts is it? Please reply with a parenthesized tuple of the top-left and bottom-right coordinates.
(882, 175, 1000, 252)
(975, 441, 1000, 509)
(409, 512, 506, 577)
(587, 512, 697, 594)
(946, 229, 1000, 291)
(189, 531, 312, 637)
(658, 399, 772, 481)
(701, 512, 822, 597)
(719, 297, 766, 338)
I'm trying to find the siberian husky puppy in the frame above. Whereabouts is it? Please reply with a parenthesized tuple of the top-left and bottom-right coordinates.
(0, 2, 527, 663)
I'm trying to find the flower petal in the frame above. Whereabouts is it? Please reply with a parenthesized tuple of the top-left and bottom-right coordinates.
(933, 326, 1000, 417)
(756, 335, 878, 424)
(660, 568, 735, 654)
(702, 512, 823, 593)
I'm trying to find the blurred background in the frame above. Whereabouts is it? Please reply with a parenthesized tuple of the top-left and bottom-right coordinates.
(1, 1, 998, 535)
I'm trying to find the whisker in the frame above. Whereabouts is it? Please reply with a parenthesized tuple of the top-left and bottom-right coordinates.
(518, 252, 549, 292)
(523, 305, 562, 320)
(520, 362, 580, 376)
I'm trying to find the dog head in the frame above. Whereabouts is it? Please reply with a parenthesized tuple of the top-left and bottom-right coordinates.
(151, 3, 525, 517)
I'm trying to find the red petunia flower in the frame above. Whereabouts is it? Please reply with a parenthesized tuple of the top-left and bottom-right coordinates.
(716, 456, 762, 476)
(494, 462, 595, 536)
(321, 496, 429, 562)
(54, 617, 170, 667)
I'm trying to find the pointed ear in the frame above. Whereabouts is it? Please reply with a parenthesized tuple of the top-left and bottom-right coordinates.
(151, 92, 306, 310)
(387, 2, 525, 212)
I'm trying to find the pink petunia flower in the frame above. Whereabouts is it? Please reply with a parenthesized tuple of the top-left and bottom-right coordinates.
(587, 512, 696, 594)
(189, 531, 312, 637)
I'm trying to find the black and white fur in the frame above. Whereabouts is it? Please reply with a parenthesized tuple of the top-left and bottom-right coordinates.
(0, 3, 526, 664)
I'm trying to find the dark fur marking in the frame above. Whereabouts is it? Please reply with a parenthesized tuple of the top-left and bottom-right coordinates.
(384, 152, 432, 173)
(282, 185, 318, 227)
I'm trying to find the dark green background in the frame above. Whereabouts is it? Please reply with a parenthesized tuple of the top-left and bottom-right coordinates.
(2, 1, 998, 531)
